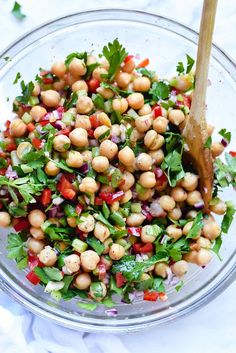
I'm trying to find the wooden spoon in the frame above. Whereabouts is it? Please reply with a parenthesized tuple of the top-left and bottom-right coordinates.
(182, 0, 218, 209)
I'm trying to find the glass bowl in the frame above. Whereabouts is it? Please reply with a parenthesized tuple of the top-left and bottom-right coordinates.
(0, 9, 236, 333)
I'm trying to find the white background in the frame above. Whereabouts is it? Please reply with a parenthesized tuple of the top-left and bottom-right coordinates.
(0, 1, 236, 352)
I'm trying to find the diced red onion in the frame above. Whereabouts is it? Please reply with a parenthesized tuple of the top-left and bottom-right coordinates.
(105, 308, 118, 317)
(160, 234, 169, 244)
(221, 138, 228, 147)
(141, 204, 153, 221)
(133, 290, 144, 299)
(128, 293, 135, 302)
(84, 195, 90, 205)
(5, 166, 18, 179)
(194, 201, 205, 210)
(111, 136, 121, 143)
(48, 206, 59, 218)
(78, 163, 89, 174)
(166, 267, 173, 285)
(56, 211, 64, 218)
(89, 139, 99, 147)
(0, 188, 8, 196)
(54, 121, 64, 130)
(52, 196, 64, 206)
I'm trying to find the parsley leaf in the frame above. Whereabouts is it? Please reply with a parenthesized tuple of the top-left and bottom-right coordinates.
(77, 302, 97, 311)
(83, 63, 99, 80)
(64, 52, 87, 67)
(7, 232, 28, 270)
(211, 236, 222, 260)
(100, 82, 132, 97)
(11, 2, 26, 20)
(15, 81, 34, 104)
(176, 61, 185, 75)
(92, 93, 105, 110)
(13, 72, 22, 84)
(186, 212, 204, 239)
(186, 54, 195, 74)
(136, 68, 156, 79)
(149, 81, 170, 101)
(102, 39, 127, 81)
(64, 92, 78, 110)
(214, 153, 236, 188)
(221, 201, 236, 234)
(219, 128, 231, 143)
(204, 136, 212, 149)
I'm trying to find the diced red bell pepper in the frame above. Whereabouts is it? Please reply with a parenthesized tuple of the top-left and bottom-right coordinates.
(39, 120, 50, 126)
(6, 142, 17, 152)
(95, 197, 103, 206)
(76, 204, 83, 215)
(0, 202, 3, 210)
(98, 263, 106, 281)
(137, 58, 149, 68)
(28, 252, 44, 270)
(57, 175, 76, 200)
(5, 120, 11, 129)
(26, 270, 41, 285)
(87, 78, 100, 93)
(230, 151, 236, 157)
(27, 123, 35, 132)
(140, 242, 153, 253)
(154, 167, 167, 186)
(42, 77, 54, 84)
(0, 168, 7, 176)
(32, 138, 43, 149)
(87, 129, 94, 138)
(133, 242, 143, 254)
(55, 126, 72, 136)
(159, 292, 168, 302)
(13, 218, 30, 232)
(99, 191, 125, 205)
(183, 95, 191, 108)
(89, 115, 100, 128)
(152, 105, 162, 118)
(127, 227, 141, 237)
(40, 188, 52, 206)
(143, 290, 159, 302)
(124, 55, 134, 64)
(115, 272, 126, 288)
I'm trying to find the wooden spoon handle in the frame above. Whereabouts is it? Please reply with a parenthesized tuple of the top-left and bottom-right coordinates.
(190, 0, 218, 124)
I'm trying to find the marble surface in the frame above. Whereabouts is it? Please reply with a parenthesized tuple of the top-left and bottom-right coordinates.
(0, 1, 236, 352)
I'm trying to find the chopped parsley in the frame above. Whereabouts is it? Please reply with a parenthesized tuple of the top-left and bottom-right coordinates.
(101, 39, 127, 81)
(13, 72, 22, 85)
(64, 52, 87, 67)
(100, 82, 132, 97)
(221, 201, 236, 234)
(15, 81, 34, 105)
(204, 136, 212, 149)
(186, 212, 203, 239)
(136, 67, 156, 79)
(11, 2, 26, 20)
(7, 232, 28, 270)
(219, 128, 231, 143)
(176, 54, 195, 75)
(149, 81, 170, 101)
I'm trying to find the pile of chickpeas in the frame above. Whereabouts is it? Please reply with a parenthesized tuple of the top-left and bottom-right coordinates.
(0, 48, 228, 301)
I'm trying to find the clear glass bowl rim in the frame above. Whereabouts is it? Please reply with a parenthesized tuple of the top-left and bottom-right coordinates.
(0, 8, 236, 333)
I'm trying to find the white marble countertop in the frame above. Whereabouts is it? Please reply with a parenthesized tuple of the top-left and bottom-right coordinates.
(0, 1, 236, 352)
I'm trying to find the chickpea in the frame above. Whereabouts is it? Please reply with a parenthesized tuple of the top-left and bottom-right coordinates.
(149, 149, 164, 165)
(30, 227, 45, 240)
(137, 188, 154, 201)
(74, 273, 91, 290)
(81, 150, 93, 162)
(96, 86, 114, 99)
(110, 201, 119, 212)
(210, 200, 227, 215)
(41, 90, 60, 108)
(159, 195, 176, 211)
(67, 217, 77, 228)
(45, 161, 60, 176)
(133, 77, 151, 92)
(112, 98, 128, 114)
(64, 254, 80, 274)
(130, 128, 145, 144)
(168, 207, 182, 221)
(76, 96, 94, 114)
(120, 190, 132, 204)
(69, 58, 87, 77)
(118, 146, 135, 166)
(127, 93, 144, 110)
(126, 213, 146, 226)
(195, 249, 211, 266)
(153, 116, 168, 134)
(51, 61, 67, 77)
(92, 67, 108, 81)
(203, 221, 221, 240)
(79, 177, 99, 194)
(72, 80, 88, 92)
(99, 140, 118, 160)
(94, 221, 110, 242)
(119, 170, 135, 191)
(186, 190, 203, 206)
(64, 72, 77, 86)
(32, 82, 40, 96)
(53, 78, 66, 91)
(183, 250, 198, 263)
(87, 55, 97, 66)
(136, 153, 153, 171)
(135, 114, 153, 133)
(28, 209, 46, 228)
(171, 75, 192, 91)
(10, 118, 27, 137)
(75, 115, 91, 130)
(26, 238, 45, 254)
(30, 106, 47, 123)
(16, 142, 32, 160)
(66, 151, 83, 168)
(109, 243, 125, 260)
(171, 187, 187, 202)
(154, 263, 170, 278)
(139, 171, 156, 188)
(91, 156, 109, 173)
(166, 224, 183, 240)
(171, 260, 188, 277)
(116, 72, 131, 88)
(94, 125, 110, 140)
(122, 58, 135, 73)
(168, 109, 185, 126)
(138, 103, 152, 116)
(211, 142, 224, 158)
(144, 130, 164, 150)
(196, 236, 211, 249)
(0, 212, 11, 227)
(181, 172, 198, 191)
(53, 134, 71, 152)
(81, 250, 100, 271)
(69, 127, 88, 147)
(207, 123, 214, 136)
(89, 282, 107, 301)
(97, 112, 111, 128)
(38, 245, 57, 266)
(141, 225, 158, 243)
(77, 214, 95, 233)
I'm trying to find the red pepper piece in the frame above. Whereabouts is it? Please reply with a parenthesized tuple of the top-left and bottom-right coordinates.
(137, 58, 149, 68)
(124, 55, 134, 63)
(133, 242, 143, 254)
(95, 197, 103, 206)
(27, 123, 35, 132)
(32, 138, 43, 149)
(143, 290, 159, 302)
(87, 78, 100, 93)
(26, 271, 41, 285)
(127, 227, 141, 237)
(115, 272, 126, 288)
(0, 168, 7, 176)
(55, 126, 72, 136)
(230, 151, 236, 157)
(140, 242, 153, 253)
(6, 142, 17, 152)
(152, 105, 162, 118)
(76, 204, 83, 216)
(28, 252, 44, 270)
(87, 129, 94, 138)
(40, 189, 52, 206)
(13, 218, 30, 232)
(154, 167, 167, 186)
(57, 175, 76, 200)
(99, 191, 125, 205)
(89, 115, 100, 128)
